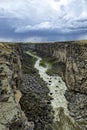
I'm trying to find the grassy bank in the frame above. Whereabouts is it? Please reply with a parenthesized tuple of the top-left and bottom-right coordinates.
(39, 57, 60, 75)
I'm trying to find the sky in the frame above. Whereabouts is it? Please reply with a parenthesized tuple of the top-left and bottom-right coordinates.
(0, 0, 87, 42)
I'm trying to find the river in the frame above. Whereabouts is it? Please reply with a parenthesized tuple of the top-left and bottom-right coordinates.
(26, 51, 69, 122)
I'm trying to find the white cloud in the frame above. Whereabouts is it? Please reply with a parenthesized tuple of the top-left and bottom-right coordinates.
(15, 22, 52, 32)
(0, 0, 87, 36)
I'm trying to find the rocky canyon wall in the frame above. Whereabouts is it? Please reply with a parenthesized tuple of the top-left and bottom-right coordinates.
(0, 43, 31, 130)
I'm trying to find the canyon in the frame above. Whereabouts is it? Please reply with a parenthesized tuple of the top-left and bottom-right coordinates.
(0, 41, 87, 130)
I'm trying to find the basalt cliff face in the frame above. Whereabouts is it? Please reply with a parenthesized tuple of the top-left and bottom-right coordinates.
(0, 43, 33, 130)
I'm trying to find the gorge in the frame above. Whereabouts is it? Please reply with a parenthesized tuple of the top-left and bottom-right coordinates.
(0, 41, 87, 130)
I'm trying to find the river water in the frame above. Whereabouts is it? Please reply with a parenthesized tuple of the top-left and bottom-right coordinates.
(26, 51, 69, 122)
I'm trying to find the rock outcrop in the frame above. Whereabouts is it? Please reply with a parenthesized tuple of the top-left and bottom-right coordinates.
(0, 43, 33, 130)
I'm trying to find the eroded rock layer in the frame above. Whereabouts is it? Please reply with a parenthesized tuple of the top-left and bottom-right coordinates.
(0, 43, 33, 130)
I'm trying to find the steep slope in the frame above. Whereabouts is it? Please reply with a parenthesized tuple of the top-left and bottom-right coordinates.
(0, 43, 32, 130)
